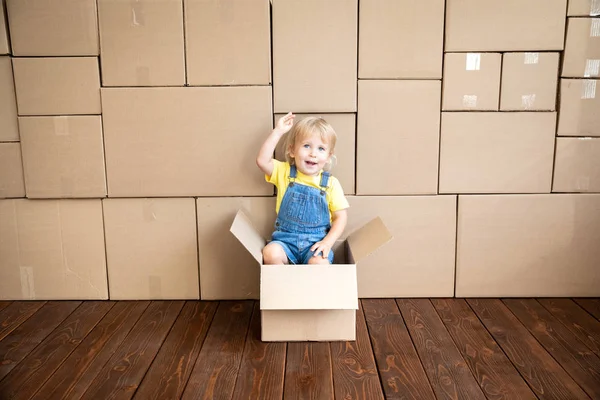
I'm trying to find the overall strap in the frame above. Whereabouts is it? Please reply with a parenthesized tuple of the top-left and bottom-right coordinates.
(319, 171, 330, 189)
(288, 164, 298, 185)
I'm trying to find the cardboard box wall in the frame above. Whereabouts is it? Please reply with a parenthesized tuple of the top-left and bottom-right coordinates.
(456, 194, 600, 297)
(553, 138, 600, 192)
(0, 143, 25, 198)
(568, 0, 600, 16)
(557, 79, 600, 136)
(0, 199, 108, 300)
(0, 56, 18, 141)
(562, 18, 600, 78)
(0, 0, 9, 54)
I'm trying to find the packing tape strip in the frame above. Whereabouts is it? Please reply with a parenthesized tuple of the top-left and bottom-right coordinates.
(462, 95, 478, 107)
(465, 53, 481, 70)
(131, 0, 145, 26)
(592, 0, 600, 15)
(53, 116, 70, 136)
(592, 19, 600, 36)
(149, 275, 162, 298)
(584, 60, 600, 77)
(521, 94, 536, 109)
(582, 80, 597, 99)
(524, 53, 539, 64)
(20, 266, 35, 299)
(143, 199, 157, 222)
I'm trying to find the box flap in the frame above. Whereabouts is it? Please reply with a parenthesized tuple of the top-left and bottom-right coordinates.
(347, 217, 393, 263)
(230, 210, 265, 265)
(260, 265, 358, 311)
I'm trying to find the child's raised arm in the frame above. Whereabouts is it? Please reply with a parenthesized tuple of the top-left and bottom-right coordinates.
(256, 112, 295, 176)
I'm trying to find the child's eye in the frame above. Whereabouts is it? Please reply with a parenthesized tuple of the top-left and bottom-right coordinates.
(303, 144, 310, 148)
(319, 147, 326, 152)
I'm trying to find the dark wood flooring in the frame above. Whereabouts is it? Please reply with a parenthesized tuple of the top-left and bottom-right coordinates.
(0, 298, 599, 399)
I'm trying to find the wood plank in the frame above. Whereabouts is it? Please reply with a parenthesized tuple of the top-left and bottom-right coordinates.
(31, 301, 150, 400)
(80, 301, 184, 400)
(181, 301, 253, 400)
(432, 299, 538, 399)
(0, 302, 47, 341)
(134, 301, 218, 400)
(231, 302, 286, 400)
(283, 342, 333, 400)
(0, 301, 114, 400)
(540, 298, 600, 358)
(362, 299, 434, 400)
(0, 301, 81, 381)
(468, 299, 590, 399)
(397, 299, 486, 400)
(0, 302, 12, 313)
(331, 302, 384, 400)
(504, 299, 600, 399)
(574, 299, 600, 321)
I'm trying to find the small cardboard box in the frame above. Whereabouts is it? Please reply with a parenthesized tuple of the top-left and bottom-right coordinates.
(230, 210, 392, 342)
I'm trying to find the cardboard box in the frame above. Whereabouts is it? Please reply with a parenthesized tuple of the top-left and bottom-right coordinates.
(0, 0, 9, 54)
(562, 18, 600, 78)
(101, 86, 272, 197)
(274, 113, 356, 195)
(553, 137, 600, 192)
(0, 199, 108, 300)
(557, 79, 600, 136)
(440, 112, 556, 193)
(6, 0, 99, 56)
(0, 143, 25, 198)
(346, 195, 457, 298)
(230, 210, 392, 341)
(444, 0, 567, 51)
(185, 0, 270, 86)
(456, 194, 600, 297)
(98, 0, 185, 86)
(442, 53, 501, 111)
(500, 52, 559, 111)
(12, 57, 101, 116)
(19, 116, 107, 198)
(273, 0, 357, 112)
(103, 198, 199, 300)
(0, 56, 18, 141)
(357, 80, 440, 195)
(568, 0, 600, 16)
(358, 0, 444, 79)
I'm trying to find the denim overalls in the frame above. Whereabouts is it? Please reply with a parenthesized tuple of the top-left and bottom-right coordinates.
(270, 164, 334, 264)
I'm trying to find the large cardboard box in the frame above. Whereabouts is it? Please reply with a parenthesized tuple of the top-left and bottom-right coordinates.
(442, 53, 501, 111)
(19, 116, 107, 198)
(357, 80, 440, 195)
(273, 0, 357, 112)
(553, 138, 600, 192)
(568, 0, 600, 16)
(500, 52, 559, 111)
(98, 0, 185, 86)
(102, 87, 272, 197)
(557, 79, 600, 136)
(6, 0, 99, 56)
(456, 194, 600, 297)
(0, 143, 25, 198)
(185, 0, 270, 86)
(0, 0, 9, 54)
(103, 198, 199, 300)
(562, 18, 600, 78)
(12, 57, 101, 116)
(358, 0, 444, 79)
(0, 57, 18, 141)
(231, 210, 391, 341)
(439, 112, 556, 194)
(445, 0, 567, 51)
(0, 199, 108, 300)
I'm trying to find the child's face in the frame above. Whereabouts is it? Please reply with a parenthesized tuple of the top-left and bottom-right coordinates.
(289, 133, 332, 176)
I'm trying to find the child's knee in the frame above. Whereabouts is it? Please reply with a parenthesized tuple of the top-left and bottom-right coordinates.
(307, 255, 330, 265)
(263, 243, 288, 265)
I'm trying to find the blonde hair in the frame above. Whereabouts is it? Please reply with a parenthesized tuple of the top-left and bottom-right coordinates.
(284, 117, 338, 171)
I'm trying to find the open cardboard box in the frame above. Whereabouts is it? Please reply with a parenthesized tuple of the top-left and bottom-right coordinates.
(230, 210, 392, 342)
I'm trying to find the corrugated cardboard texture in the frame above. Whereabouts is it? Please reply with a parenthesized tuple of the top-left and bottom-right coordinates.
(562, 18, 600, 78)
(357, 80, 440, 195)
(6, 0, 99, 56)
(198, 197, 275, 300)
(553, 138, 600, 192)
(358, 0, 444, 79)
(0, 199, 108, 300)
(440, 112, 556, 193)
(101, 86, 272, 197)
(557, 79, 600, 136)
(98, 0, 185, 86)
(0, 0, 9, 54)
(568, 0, 600, 16)
(262, 310, 356, 342)
(0, 57, 18, 141)
(0, 143, 25, 198)
(19, 116, 107, 198)
(445, 0, 567, 51)
(346, 196, 457, 298)
(185, 0, 270, 85)
(103, 198, 199, 300)
(274, 113, 356, 194)
(457, 194, 600, 297)
(442, 53, 501, 111)
(273, 0, 357, 112)
(12, 57, 101, 116)
(500, 52, 559, 111)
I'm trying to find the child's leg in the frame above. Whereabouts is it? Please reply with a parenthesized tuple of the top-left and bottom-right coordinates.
(307, 255, 331, 265)
(262, 242, 290, 265)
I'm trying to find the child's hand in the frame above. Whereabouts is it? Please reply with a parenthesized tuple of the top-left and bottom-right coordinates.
(274, 112, 295, 135)
(311, 240, 332, 260)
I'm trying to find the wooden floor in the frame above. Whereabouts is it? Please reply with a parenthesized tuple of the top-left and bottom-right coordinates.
(0, 299, 599, 399)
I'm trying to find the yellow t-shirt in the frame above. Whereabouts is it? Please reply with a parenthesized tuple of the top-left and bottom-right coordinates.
(266, 160, 349, 217)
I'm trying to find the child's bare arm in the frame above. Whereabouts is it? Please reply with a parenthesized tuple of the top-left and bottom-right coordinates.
(310, 208, 348, 259)
(256, 112, 295, 176)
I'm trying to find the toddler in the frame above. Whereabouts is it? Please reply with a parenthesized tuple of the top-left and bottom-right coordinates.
(256, 112, 349, 265)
